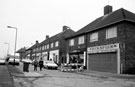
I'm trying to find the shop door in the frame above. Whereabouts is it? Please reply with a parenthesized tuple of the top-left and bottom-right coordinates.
(88, 52, 117, 73)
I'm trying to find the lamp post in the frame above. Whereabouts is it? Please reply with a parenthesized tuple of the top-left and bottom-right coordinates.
(4, 42, 10, 56)
(7, 26, 18, 65)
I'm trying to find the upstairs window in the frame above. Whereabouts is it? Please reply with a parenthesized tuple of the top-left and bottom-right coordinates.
(90, 32, 98, 42)
(44, 45, 46, 50)
(55, 41, 59, 47)
(42, 46, 44, 50)
(78, 36, 84, 44)
(51, 43, 54, 48)
(69, 39, 74, 46)
(47, 44, 49, 49)
(106, 27, 117, 39)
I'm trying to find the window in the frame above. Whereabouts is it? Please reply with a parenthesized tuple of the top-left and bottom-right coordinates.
(44, 45, 46, 50)
(42, 46, 44, 50)
(78, 36, 84, 44)
(55, 41, 59, 47)
(51, 43, 54, 48)
(90, 32, 98, 42)
(33, 49, 35, 52)
(106, 27, 117, 39)
(69, 39, 74, 46)
(47, 44, 49, 49)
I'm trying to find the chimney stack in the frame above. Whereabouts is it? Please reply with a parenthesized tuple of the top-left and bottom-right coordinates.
(46, 35, 49, 39)
(104, 5, 113, 15)
(36, 40, 38, 44)
(63, 26, 70, 31)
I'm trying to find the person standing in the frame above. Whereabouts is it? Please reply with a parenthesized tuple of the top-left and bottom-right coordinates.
(39, 58, 44, 71)
(33, 59, 38, 71)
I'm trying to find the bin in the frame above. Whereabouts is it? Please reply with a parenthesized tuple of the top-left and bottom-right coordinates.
(23, 62, 29, 72)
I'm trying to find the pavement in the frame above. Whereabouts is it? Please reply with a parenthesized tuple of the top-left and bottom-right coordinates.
(7, 64, 44, 87)
(0, 65, 14, 87)
(76, 70, 135, 80)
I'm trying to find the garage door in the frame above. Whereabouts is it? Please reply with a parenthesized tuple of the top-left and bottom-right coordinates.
(88, 52, 117, 73)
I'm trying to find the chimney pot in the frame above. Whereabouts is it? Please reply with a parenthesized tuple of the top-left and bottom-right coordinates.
(36, 40, 38, 44)
(63, 26, 70, 31)
(46, 35, 49, 39)
(104, 5, 113, 15)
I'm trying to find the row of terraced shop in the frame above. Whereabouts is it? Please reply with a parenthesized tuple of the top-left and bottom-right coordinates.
(18, 5, 135, 74)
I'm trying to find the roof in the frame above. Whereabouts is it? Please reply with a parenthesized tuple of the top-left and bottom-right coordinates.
(26, 43, 40, 51)
(27, 28, 75, 50)
(41, 29, 75, 44)
(67, 8, 135, 39)
(16, 47, 26, 53)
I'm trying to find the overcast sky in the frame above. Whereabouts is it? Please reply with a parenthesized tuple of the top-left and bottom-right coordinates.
(0, 0, 135, 58)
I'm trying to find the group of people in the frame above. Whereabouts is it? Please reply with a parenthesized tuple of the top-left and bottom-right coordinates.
(33, 58, 44, 71)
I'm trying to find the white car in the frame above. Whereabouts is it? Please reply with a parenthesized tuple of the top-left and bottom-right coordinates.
(44, 61, 58, 69)
(8, 57, 20, 65)
(22, 59, 33, 64)
(0, 58, 6, 65)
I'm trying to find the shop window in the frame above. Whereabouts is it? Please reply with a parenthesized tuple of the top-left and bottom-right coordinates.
(106, 27, 117, 39)
(69, 39, 74, 46)
(78, 36, 84, 44)
(90, 32, 98, 42)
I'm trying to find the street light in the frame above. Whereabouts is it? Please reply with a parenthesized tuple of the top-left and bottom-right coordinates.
(4, 42, 10, 56)
(7, 26, 18, 65)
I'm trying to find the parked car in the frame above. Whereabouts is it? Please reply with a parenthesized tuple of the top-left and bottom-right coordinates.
(22, 59, 33, 64)
(0, 58, 6, 65)
(44, 61, 58, 69)
(8, 57, 20, 66)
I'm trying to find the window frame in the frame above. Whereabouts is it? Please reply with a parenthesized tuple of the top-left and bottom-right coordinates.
(55, 41, 59, 47)
(90, 32, 98, 42)
(78, 36, 84, 44)
(69, 39, 74, 46)
(106, 27, 117, 39)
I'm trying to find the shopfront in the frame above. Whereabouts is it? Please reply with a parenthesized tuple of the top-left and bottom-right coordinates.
(36, 53, 41, 61)
(42, 52, 48, 61)
(87, 43, 120, 74)
(49, 50, 59, 63)
(67, 49, 86, 66)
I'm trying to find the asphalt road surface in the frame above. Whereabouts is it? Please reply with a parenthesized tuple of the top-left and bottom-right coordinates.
(16, 63, 135, 87)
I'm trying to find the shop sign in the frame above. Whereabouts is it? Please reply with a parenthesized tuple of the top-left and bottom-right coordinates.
(87, 43, 119, 53)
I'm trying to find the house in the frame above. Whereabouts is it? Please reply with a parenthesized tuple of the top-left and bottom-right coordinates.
(16, 47, 29, 61)
(27, 26, 75, 65)
(26, 40, 41, 61)
(66, 5, 135, 74)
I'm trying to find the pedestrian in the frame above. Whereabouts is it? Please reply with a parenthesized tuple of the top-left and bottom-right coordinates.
(39, 58, 44, 71)
(33, 59, 38, 71)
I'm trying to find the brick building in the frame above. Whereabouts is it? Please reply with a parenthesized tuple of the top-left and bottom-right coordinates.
(66, 5, 135, 74)
(27, 26, 75, 65)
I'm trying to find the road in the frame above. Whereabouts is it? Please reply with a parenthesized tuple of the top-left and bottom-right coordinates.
(16, 63, 135, 87)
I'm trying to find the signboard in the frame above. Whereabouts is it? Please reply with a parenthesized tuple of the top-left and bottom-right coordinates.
(87, 43, 119, 53)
